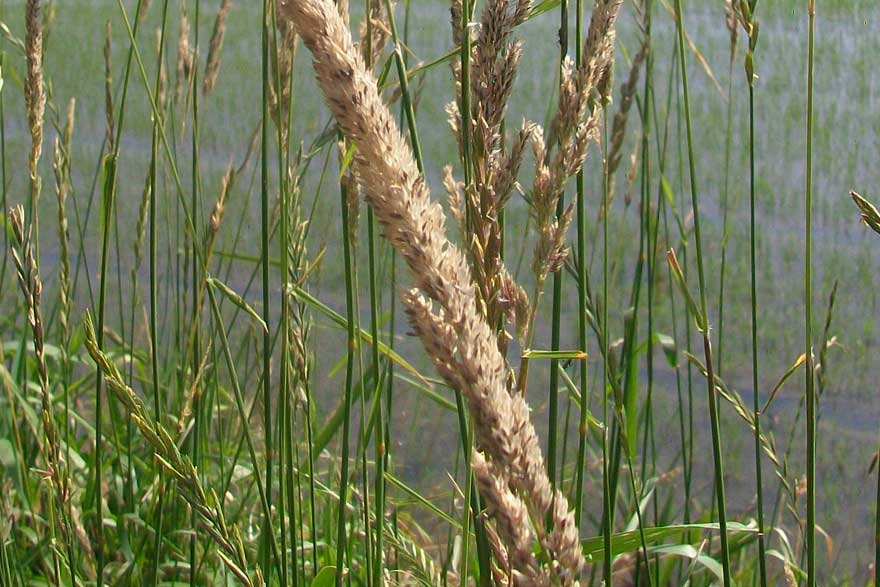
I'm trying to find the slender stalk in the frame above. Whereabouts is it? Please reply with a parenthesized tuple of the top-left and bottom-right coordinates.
(717, 8, 737, 379)
(259, 0, 275, 579)
(547, 0, 567, 492)
(267, 6, 294, 584)
(366, 7, 381, 582)
(876, 452, 879, 587)
(743, 2, 769, 582)
(572, 0, 587, 529)
(150, 1, 171, 583)
(672, 0, 731, 582)
(0, 50, 7, 295)
(805, 1, 817, 584)
(601, 113, 613, 587)
(335, 181, 357, 587)
(453, 1, 491, 582)
(189, 2, 204, 585)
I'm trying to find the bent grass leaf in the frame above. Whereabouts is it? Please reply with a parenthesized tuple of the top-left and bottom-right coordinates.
(582, 522, 756, 561)
(290, 284, 427, 383)
(207, 276, 269, 334)
(762, 352, 807, 414)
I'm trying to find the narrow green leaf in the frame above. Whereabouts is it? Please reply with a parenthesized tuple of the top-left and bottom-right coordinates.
(761, 352, 807, 414)
(521, 349, 588, 360)
(206, 277, 269, 334)
(582, 522, 755, 560)
(384, 473, 462, 530)
(290, 285, 427, 383)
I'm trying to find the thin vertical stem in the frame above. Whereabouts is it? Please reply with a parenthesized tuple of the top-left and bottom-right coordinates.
(672, 0, 731, 582)
(189, 2, 203, 585)
(260, 0, 275, 580)
(365, 4, 383, 581)
(572, 0, 589, 526)
(335, 182, 356, 587)
(744, 2, 769, 580)
(601, 114, 613, 587)
(150, 1, 171, 583)
(805, 1, 817, 584)
(547, 0, 568, 491)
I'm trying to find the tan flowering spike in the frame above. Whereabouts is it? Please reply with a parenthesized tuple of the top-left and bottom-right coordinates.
(25, 0, 45, 178)
(203, 0, 233, 96)
(280, 0, 587, 581)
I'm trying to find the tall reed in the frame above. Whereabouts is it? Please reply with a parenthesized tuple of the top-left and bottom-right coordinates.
(671, 0, 732, 581)
(740, 1, 769, 583)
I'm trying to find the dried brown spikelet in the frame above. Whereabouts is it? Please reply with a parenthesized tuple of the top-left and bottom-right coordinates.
(472, 451, 545, 586)
(582, 0, 621, 88)
(450, 0, 463, 45)
(203, 0, 232, 96)
(281, 0, 586, 581)
(455, 0, 533, 345)
(783, 561, 797, 587)
(64, 97, 76, 163)
(443, 164, 465, 227)
(155, 29, 169, 112)
(357, 0, 389, 68)
(501, 269, 530, 343)
(138, 0, 154, 23)
(25, 0, 45, 177)
(528, 0, 620, 286)
(725, 0, 738, 53)
(269, 20, 297, 146)
(176, 342, 212, 434)
(8, 205, 71, 534)
(607, 41, 647, 191)
(850, 191, 880, 235)
(53, 139, 71, 340)
(210, 165, 234, 235)
(176, 8, 194, 104)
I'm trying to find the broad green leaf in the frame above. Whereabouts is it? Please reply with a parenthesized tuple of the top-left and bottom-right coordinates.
(311, 566, 337, 587)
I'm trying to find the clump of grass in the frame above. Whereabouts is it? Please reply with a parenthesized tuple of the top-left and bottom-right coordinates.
(83, 313, 265, 587)
(0, 0, 871, 585)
